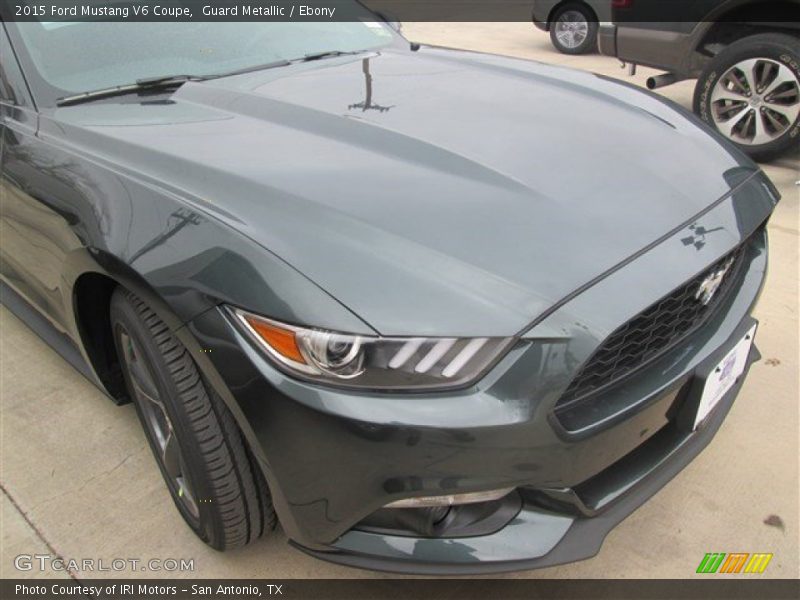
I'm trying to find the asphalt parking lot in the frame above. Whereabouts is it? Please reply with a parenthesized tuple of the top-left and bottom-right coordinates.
(1, 22, 798, 580)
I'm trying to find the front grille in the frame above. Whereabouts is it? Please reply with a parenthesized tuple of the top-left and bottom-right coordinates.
(556, 239, 750, 409)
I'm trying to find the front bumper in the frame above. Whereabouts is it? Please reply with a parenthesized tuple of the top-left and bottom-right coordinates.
(182, 183, 771, 573)
(298, 328, 759, 574)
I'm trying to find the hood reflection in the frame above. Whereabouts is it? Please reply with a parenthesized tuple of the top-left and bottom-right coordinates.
(348, 58, 395, 113)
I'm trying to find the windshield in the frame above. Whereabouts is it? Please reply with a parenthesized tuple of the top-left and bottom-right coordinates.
(9, 17, 396, 106)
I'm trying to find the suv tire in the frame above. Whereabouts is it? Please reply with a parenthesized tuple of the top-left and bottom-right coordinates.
(549, 3, 598, 55)
(694, 33, 800, 162)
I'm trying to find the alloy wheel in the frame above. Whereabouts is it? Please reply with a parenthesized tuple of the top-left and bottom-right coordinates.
(553, 11, 589, 50)
(118, 327, 200, 519)
(710, 58, 800, 146)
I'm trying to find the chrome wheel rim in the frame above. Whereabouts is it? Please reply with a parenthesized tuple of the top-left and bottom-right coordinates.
(554, 11, 589, 49)
(711, 58, 800, 146)
(119, 328, 200, 519)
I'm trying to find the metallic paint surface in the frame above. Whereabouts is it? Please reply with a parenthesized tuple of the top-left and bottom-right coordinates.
(0, 25, 777, 571)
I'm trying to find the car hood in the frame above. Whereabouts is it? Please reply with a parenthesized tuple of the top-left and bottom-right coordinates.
(50, 47, 759, 336)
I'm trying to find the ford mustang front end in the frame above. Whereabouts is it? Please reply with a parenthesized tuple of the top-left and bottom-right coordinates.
(0, 10, 779, 574)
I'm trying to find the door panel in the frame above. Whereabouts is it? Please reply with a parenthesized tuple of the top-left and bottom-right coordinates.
(1, 25, 76, 331)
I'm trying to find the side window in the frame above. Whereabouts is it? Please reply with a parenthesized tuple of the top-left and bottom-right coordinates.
(0, 25, 30, 106)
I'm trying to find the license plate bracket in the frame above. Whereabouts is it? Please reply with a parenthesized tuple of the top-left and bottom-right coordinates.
(692, 324, 757, 430)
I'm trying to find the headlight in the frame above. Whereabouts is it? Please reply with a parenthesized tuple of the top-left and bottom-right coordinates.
(230, 307, 513, 390)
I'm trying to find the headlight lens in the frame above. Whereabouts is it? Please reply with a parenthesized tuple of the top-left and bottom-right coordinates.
(231, 308, 513, 390)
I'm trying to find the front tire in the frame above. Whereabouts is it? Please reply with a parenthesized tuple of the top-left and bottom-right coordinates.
(694, 33, 800, 162)
(549, 3, 598, 55)
(110, 288, 275, 550)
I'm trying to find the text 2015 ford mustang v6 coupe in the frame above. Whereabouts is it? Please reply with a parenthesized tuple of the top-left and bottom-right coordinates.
(0, 9, 780, 574)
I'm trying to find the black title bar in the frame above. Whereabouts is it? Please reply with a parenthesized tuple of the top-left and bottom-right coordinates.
(1, 0, 798, 22)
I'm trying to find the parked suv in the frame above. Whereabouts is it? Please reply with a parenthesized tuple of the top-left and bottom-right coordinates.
(532, 1, 611, 54)
(599, 0, 800, 160)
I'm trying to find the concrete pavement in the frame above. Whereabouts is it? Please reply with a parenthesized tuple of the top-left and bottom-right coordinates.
(1, 23, 798, 579)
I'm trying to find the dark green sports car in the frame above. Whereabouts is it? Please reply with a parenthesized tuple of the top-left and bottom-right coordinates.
(0, 7, 779, 573)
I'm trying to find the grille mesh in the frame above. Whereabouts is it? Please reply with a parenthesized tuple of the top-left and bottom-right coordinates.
(556, 241, 750, 408)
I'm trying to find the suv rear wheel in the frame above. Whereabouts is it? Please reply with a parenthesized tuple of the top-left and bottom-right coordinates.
(695, 33, 800, 162)
(110, 288, 276, 550)
(549, 3, 598, 55)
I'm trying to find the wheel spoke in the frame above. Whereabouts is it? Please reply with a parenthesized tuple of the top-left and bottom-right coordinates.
(176, 475, 200, 518)
(762, 65, 796, 97)
(752, 111, 772, 145)
(716, 101, 748, 118)
(128, 364, 160, 408)
(763, 108, 787, 132)
(764, 100, 800, 124)
(711, 89, 749, 104)
(718, 105, 751, 138)
(162, 430, 181, 479)
(721, 67, 750, 96)
(121, 334, 161, 406)
(737, 59, 759, 95)
(768, 86, 799, 101)
(755, 60, 775, 91)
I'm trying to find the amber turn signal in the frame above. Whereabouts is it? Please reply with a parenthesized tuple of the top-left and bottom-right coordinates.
(243, 316, 307, 364)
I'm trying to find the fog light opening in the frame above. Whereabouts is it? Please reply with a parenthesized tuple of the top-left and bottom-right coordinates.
(399, 505, 452, 537)
(354, 488, 522, 539)
(384, 487, 515, 509)
(428, 505, 451, 526)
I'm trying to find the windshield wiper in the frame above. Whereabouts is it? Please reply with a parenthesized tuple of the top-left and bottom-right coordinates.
(192, 53, 360, 84)
(56, 53, 369, 106)
(299, 50, 366, 62)
(56, 75, 206, 107)
(208, 59, 292, 80)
